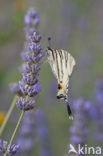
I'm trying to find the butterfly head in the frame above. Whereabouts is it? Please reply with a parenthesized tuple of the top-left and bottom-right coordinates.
(57, 93, 66, 100)
(56, 83, 67, 100)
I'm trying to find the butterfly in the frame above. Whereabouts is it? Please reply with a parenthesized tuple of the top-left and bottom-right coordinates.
(46, 38, 76, 119)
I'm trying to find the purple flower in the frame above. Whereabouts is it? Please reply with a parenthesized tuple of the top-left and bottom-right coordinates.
(91, 80, 103, 143)
(19, 9, 44, 99)
(27, 83, 41, 97)
(19, 81, 28, 95)
(22, 72, 39, 85)
(21, 51, 32, 62)
(0, 140, 19, 155)
(9, 83, 22, 96)
(16, 8, 44, 155)
(21, 62, 40, 74)
(24, 9, 39, 28)
(28, 42, 41, 53)
(16, 97, 35, 111)
(35, 109, 52, 156)
(19, 81, 41, 97)
(95, 80, 103, 103)
(17, 138, 33, 152)
(37, 126, 49, 139)
(8, 144, 20, 156)
(30, 31, 41, 43)
(40, 149, 52, 156)
(17, 111, 36, 154)
(0, 140, 8, 153)
(69, 98, 90, 154)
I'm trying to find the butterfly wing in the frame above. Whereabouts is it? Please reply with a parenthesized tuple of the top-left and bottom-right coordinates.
(47, 49, 76, 119)
(61, 49, 76, 89)
(47, 49, 60, 81)
(47, 49, 76, 86)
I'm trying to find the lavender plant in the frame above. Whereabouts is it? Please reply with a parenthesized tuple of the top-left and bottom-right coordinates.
(17, 111, 36, 156)
(3, 8, 44, 156)
(9, 83, 22, 96)
(18, 8, 44, 110)
(68, 98, 91, 156)
(0, 139, 20, 156)
(17, 109, 52, 156)
(91, 80, 103, 143)
(35, 109, 52, 156)
(0, 96, 18, 136)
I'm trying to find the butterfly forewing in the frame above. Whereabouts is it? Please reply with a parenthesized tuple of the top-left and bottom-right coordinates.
(47, 49, 76, 88)
(47, 49, 59, 80)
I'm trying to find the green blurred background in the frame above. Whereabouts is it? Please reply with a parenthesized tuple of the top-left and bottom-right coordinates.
(0, 0, 103, 155)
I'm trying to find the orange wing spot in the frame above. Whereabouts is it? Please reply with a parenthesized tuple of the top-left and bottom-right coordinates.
(58, 83, 63, 89)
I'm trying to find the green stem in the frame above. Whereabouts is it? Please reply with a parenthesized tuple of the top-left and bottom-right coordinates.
(4, 110, 25, 156)
(0, 95, 17, 136)
(4, 96, 29, 156)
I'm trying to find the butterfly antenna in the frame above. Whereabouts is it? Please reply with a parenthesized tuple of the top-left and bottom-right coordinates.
(48, 37, 52, 50)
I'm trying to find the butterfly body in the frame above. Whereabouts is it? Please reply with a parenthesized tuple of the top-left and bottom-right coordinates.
(57, 82, 67, 100)
(47, 48, 76, 119)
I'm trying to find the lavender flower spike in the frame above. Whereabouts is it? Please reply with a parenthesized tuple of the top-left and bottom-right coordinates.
(8, 144, 20, 156)
(15, 8, 44, 155)
(16, 97, 35, 111)
(69, 98, 91, 155)
(91, 80, 103, 143)
(0, 140, 8, 154)
(24, 9, 39, 29)
(17, 111, 36, 155)
(35, 109, 52, 156)
(17, 8, 44, 110)
(0, 139, 19, 156)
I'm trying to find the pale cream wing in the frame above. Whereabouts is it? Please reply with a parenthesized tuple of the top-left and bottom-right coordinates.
(61, 49, 76, 89)
(47, 49, 76, 85)
(47, 49, 60, 81)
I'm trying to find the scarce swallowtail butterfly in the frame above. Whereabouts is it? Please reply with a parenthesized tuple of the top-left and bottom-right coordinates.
(47, 38, 76, 119)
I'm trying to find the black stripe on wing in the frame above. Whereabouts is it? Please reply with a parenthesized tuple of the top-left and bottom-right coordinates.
(59, 50, 64, 81)
(47, 49, 60, 80)
(55, 50, 60, 80)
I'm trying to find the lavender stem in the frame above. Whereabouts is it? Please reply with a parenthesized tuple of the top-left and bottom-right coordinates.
(4, 111, 24, 156)
(0, 95, 18, 136)
(4, 96, 29, 156)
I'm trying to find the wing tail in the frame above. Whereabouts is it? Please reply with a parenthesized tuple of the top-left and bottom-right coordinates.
(67, 103, 73, 120)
